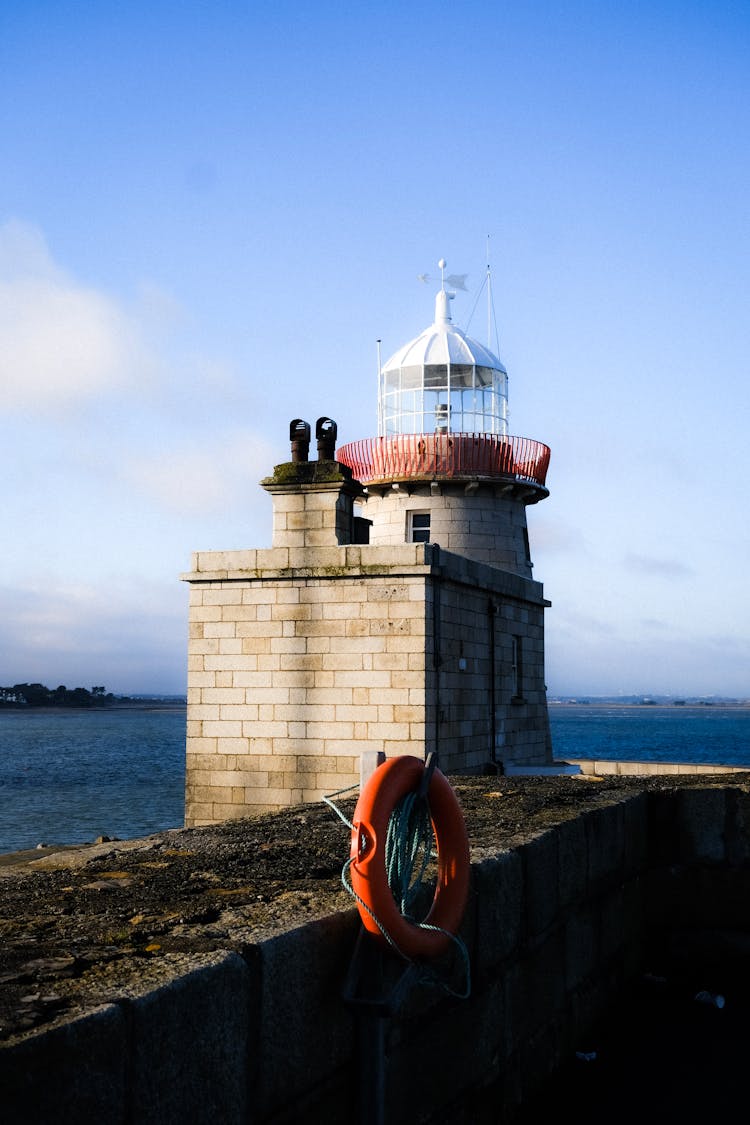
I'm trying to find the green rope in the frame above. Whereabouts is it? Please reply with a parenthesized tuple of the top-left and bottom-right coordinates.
(385, 790, 435, 921)
(324, 784, 471, 1001)
(322, 784, 359, 831)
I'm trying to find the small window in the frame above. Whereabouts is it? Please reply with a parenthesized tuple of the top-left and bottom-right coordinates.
(408, 512, 431, 544)
(511, 635, 524, 701)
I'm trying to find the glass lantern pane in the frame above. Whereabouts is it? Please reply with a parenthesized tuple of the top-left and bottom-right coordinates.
(451, 364, 474, 388)
(401, 365, 422, 389)
(424, 364, 448, 388)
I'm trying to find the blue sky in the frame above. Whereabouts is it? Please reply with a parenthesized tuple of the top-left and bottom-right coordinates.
(1, 1, 748, 697)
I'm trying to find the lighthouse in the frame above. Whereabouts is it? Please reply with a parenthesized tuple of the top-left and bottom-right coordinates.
(182, 264, 553, 827)
(337, 259, 549, 576)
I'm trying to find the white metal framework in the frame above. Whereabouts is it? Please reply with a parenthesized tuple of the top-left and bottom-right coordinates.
(378, 282, 509, 438)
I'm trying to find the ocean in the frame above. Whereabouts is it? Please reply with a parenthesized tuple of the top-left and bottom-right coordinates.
(0, 707, 187, 855)
(548, 702, 750, 768)
(1, 703, 749, 856)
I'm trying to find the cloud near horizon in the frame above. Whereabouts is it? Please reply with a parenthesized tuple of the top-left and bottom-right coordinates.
(0, 579, 187, 694)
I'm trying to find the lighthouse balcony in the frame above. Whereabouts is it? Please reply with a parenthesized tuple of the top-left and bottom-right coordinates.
(337, 432, 550, 497)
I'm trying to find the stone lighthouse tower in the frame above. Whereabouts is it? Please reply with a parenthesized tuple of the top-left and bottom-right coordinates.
(182, 264, 553, 827)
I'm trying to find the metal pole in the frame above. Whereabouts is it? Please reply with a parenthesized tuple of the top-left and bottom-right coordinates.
(376, 338, 382, 436)
(357, 1010, 386, 1125)
(486, 234, 491, 350)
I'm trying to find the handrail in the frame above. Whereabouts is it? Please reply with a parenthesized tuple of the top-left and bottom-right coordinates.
(337, 433, 550, 488)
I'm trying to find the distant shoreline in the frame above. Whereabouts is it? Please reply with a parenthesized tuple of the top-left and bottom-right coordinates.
(548, 700, 750, 710)
(4, 700, 747, 713)
(0, 700, 187, 713)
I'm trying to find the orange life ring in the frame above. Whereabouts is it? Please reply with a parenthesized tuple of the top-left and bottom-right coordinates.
(349, 754, 470, 959)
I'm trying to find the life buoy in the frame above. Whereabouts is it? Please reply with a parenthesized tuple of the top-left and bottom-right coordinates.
(349, 754, 470, 959)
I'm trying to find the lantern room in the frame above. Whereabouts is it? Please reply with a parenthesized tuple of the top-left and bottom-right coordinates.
(379, 260, 509, 438)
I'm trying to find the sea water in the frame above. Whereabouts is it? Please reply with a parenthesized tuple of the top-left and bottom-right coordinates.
(549, 703, 750, 767)
(0, 707, 186, 854)
(1, 703, 749, 855)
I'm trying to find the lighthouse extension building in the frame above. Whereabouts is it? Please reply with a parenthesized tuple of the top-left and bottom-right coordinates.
(182, 268, 553, 826)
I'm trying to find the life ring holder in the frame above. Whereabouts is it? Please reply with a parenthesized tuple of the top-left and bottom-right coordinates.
(348, 754, 470, 960)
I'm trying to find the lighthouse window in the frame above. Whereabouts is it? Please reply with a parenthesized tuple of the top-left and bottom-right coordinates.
(408, 512, 431, 544)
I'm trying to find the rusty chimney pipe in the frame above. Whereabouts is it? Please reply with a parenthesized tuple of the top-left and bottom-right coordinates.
(316, 417, 337, 461)
(289, 419, 311, 462)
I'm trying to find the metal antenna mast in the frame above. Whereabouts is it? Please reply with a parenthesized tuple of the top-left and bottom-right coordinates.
(486, 234, 492, 350)
(376, 338, 382, 435)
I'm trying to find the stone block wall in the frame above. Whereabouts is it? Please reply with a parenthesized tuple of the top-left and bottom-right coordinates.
(268, 479, 363, 549)
(425, 555, 551, 773)
(184, 546, 429, 824)
(364, 481, 535, 577)
(182, 544, 551, 826)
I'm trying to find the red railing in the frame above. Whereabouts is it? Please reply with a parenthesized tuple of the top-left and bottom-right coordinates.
(337, 433, 550, 488)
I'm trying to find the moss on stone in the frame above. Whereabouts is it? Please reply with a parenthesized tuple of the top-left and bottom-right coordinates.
(262, 460, 352, 487)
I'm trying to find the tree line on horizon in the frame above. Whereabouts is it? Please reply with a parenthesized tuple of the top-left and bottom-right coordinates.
(0, 683, 122, 708)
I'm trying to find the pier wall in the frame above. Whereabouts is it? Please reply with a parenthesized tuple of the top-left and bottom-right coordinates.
(4, 783, 750, 1123)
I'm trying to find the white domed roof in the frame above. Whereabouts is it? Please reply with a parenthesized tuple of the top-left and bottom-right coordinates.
(383, 288, 507, 375)
(377, 263, 510, 438)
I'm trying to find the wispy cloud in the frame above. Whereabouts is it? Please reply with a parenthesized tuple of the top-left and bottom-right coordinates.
(624, 553, 692, 578)
(529, 516, 587, 554)
(0, 219, 273, 524)
(119, 430, 277, 516)
(0, 220, 144, 413)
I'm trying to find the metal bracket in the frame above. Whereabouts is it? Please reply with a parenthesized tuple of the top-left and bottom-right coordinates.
(342, 928, 422, 1125)
(342, 927, 419, 1017)
(360, 750, 386, 791)
(417, 750, 438, 801)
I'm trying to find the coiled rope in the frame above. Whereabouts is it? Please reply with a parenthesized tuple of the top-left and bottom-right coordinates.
(324, 782, 471, 1000)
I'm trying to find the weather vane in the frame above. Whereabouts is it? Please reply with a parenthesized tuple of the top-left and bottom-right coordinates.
(417, 258, 468, 291)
